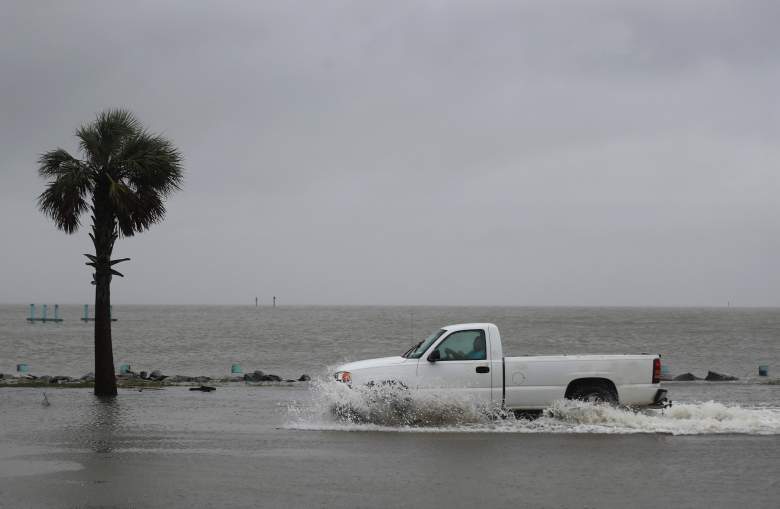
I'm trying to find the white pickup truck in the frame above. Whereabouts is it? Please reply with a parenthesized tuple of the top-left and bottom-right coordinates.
(334, 323, 668, 410)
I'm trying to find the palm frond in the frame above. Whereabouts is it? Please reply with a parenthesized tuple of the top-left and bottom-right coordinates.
(77, 109, 140, 166)
(114, 188, 167, 236)
(38, 148, 81, 178)
(37, 159, 93, 234)
(118, 132, 184, 195)
(109, 128, 183, 237)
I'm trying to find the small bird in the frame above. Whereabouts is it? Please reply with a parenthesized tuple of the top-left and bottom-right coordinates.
(41, 392, 51, 407)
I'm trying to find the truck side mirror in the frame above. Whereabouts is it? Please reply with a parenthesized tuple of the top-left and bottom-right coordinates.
(427, 350, 440, 362)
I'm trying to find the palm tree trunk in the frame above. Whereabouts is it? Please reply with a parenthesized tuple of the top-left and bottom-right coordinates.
(92, 184, 117, 397)
(93, 267, 116, 396)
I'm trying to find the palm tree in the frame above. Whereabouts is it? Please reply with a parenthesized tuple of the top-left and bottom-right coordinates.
(37, 109, 183, 396)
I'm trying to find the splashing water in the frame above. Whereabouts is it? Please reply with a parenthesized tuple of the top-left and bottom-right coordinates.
(286, 380, 780, 435)
(288, 379, 501, 428)
(537, 399, 780, 435)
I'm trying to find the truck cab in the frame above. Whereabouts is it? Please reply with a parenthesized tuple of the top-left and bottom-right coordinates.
(404, 323, 503, 403)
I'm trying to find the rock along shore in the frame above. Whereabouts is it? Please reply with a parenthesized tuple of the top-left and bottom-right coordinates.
(0, 369, 312, 388)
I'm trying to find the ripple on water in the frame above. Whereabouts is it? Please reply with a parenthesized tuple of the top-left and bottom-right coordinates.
(0, 456, 83, 478)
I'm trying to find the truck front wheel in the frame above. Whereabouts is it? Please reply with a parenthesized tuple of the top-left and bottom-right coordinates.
(568, 382, 618, 405)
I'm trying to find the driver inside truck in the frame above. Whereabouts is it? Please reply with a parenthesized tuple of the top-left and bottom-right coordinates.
(465, 334, 487, 360)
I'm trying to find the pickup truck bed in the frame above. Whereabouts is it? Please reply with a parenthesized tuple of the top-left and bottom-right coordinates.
(503, 355, 665, 409)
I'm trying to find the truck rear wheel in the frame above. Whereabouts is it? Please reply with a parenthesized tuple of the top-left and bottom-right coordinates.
(568, 382, 617, 405)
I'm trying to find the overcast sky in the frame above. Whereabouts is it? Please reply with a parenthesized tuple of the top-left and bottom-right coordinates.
(1, 0, 778, 306)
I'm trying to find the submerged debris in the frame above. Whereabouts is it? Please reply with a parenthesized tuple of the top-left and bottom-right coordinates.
(673, 373, 702, 381)
(189, 385, 216, 392)
(705, 371, 739, 381)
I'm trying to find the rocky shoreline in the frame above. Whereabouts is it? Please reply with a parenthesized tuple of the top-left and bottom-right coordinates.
(0, 369, 312, 388)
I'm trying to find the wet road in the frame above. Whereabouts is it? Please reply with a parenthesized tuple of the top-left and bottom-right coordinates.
(1, 385, 778, 508)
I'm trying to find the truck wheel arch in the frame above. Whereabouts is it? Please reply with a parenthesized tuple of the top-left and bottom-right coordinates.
(564, 378, 619, 403)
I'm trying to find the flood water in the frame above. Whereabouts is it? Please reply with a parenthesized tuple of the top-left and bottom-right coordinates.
(1, 305, 778, 507)
(0, 384, 778, 508)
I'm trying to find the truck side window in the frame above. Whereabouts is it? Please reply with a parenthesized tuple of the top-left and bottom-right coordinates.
(433, 330, 486, 361)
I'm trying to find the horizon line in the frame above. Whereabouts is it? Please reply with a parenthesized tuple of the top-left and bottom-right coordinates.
(1, 302, 777, 309)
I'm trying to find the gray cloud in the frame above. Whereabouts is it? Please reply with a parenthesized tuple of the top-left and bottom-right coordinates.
(1, 0, 778, 306)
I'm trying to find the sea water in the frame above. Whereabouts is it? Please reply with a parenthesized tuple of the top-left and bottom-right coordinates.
(1, 305, 777, 380)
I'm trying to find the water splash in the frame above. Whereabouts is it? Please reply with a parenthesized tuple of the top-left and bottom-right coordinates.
(286, 380, 780, 435)
(538, 399, 780, 435)
(287, 379, 501, 428)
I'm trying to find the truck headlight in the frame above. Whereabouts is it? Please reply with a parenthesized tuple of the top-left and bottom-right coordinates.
(335, 371, 352, 384)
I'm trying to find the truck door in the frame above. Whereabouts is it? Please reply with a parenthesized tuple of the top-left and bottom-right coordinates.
(416, 328, 494, 404)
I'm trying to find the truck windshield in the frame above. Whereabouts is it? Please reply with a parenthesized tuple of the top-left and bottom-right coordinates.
(402, 329, 446, 359)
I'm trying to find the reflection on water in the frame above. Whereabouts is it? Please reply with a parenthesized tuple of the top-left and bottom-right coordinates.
(0, 386, 302, 459)
(81, 397, 123, 453)
(60, 391, 190, 455)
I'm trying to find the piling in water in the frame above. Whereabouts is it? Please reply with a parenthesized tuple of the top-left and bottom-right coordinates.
(81, 304, 118, 322)
(27, 304, 64, 322)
